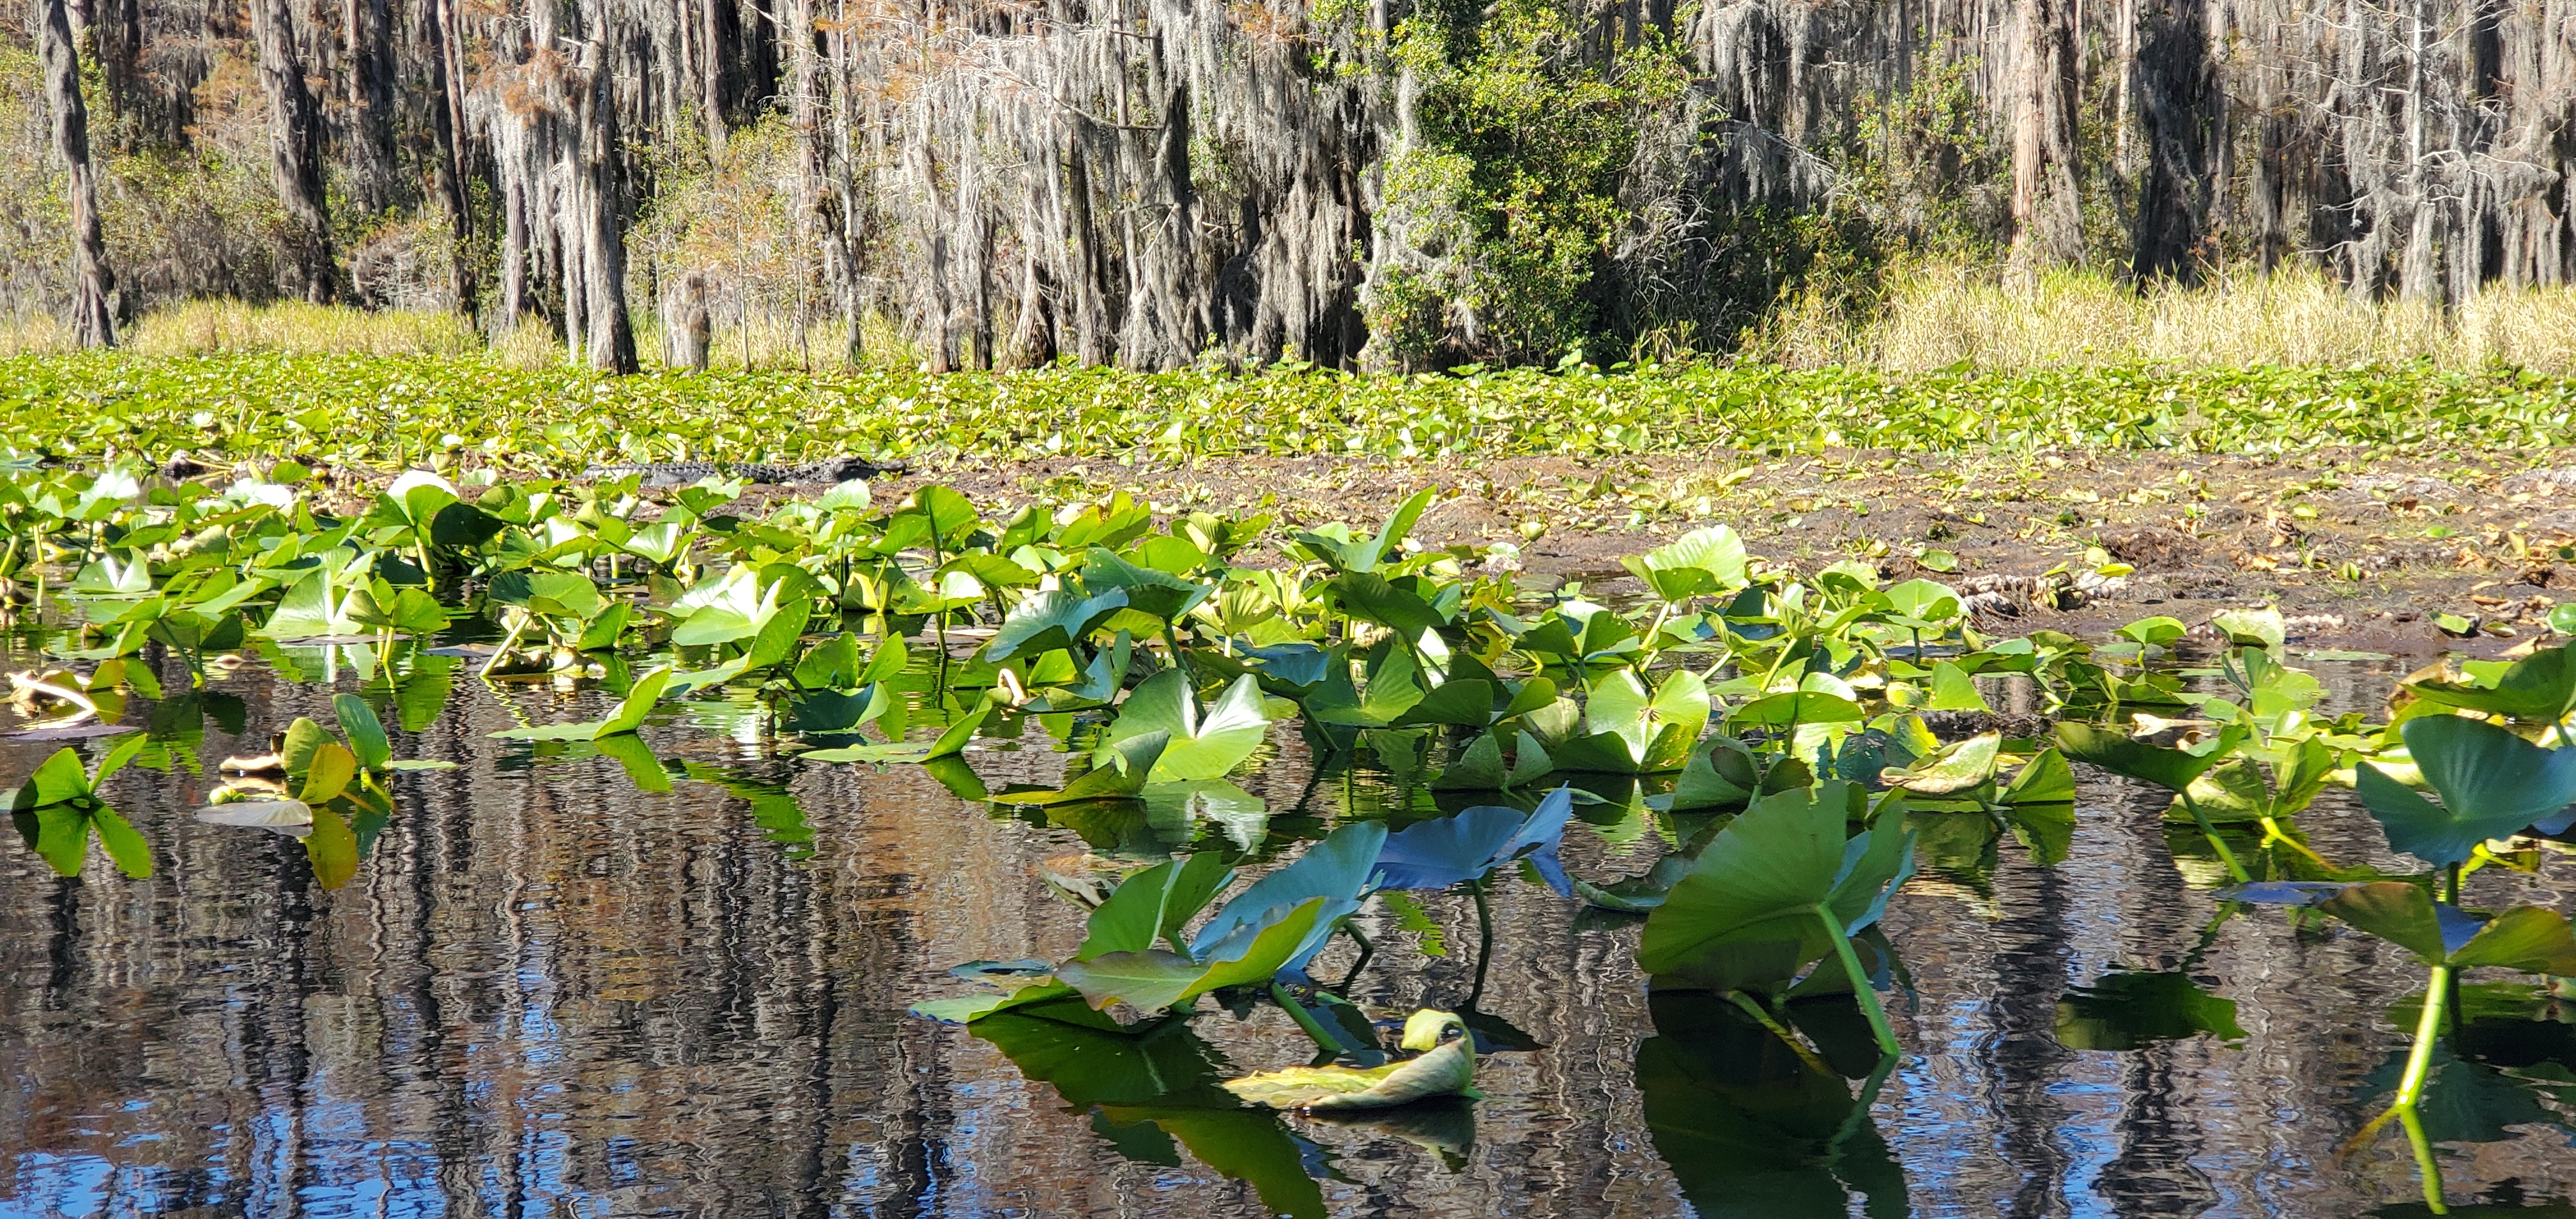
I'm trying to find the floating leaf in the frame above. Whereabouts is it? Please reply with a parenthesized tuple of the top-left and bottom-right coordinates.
(1882, 732, 1999, 796)
(991, 731, 1170, 806)
(1105, 671, 1275, 781)
(2053, 721, 2246, 793)
(197, 798, 316, 838)
(1055, 896, 1330, 1014)
(1372, 787, 1575, 894)
(1223, 1010, 1481, 1110)
(491, 666, 674, 742)
(2358, 715, 2576, 866)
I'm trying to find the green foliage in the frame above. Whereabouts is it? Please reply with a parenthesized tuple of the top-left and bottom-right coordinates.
(11, 355, 2576, 470)
(1839, 49, 2008, 254)
(1377, 0, 1692, 364)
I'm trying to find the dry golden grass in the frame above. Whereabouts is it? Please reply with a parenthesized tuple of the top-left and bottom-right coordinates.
(1752, 260, 2576, 372)
(126, 300, 484, 358)
(0, 313, 77, 357)
(632, 309, 918, 372)
(9, 268, 2576, 374)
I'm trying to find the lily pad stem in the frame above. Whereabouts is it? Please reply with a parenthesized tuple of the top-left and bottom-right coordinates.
(2255, 816, 2330, 867)
(1337, 921, 1376, 992)
(2399, 1107, 2449, 1215)
(480, 615, 528, 678)
(1814, 904, 1900, 1057)
(2173, 788, 2249, 884)
(1726, 990, 1830, 1075)
(1271, 981, 1346, 1057)
(2396, 963, 2452, 1111)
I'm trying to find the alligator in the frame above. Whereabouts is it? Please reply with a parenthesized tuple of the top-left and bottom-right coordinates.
(578, 455, 908, 487)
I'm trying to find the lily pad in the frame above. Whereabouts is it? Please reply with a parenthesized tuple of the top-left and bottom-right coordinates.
(990, 730, 1170, 806)
(1104, 671, 1275, 781)
(1223, 1010, 1482, 1110)
(1637, 781, 1913, 981)
(1371, 786, 1575, 894)
(2356, 715, 2576, 866)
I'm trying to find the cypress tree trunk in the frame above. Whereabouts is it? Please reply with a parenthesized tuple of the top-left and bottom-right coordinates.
(37, 0, 117, 346)
(2011, 0, 2085, 269)
(574, 17, 639, 374)
(824, 1, 866, 366)
(249, 0, 336, 302)
(344, 0, 397, 214)
(423, 0, 477, 318)
(700, 0, 727, 154)
(88, 0, 144, 140)
(2130, 0, 2220, 279)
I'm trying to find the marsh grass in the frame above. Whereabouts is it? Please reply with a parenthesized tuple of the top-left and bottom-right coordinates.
(1749, 260, 2576, 372)
(0, 313, 76, 357)
(124, 300, 484, 358)
(10, 267, 2576, 373)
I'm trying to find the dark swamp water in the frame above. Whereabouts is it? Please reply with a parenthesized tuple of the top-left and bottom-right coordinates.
(4, 644, 2575, 1219)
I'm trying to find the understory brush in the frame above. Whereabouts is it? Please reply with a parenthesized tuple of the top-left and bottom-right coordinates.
(1751, 261, 2576, 372)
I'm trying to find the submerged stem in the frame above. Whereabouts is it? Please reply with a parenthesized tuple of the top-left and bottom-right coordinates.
(1814, 904, 1900, 1057)
(2399, 1107, 2448, 1215)
(2174, 788, 2250, 884)
(2256, 816, 2331, 866)
(1726, 990, 1830, 1074)
(1270, 981, 1346, 1059)
(1469, 884, 1496, 1006)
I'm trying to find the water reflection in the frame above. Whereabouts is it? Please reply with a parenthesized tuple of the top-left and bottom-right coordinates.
(0, 651, 2572, 1216)
(1636, 992, 1906, 1218)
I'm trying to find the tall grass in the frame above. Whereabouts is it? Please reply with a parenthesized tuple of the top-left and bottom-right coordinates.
(125, 300, 484, 358)
(0, 313, 77, 357)
(1752, 260, 2576, 372)
(10, 268, 2576, 372)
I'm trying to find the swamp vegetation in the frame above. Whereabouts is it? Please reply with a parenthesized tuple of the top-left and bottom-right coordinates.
(16, 0, 2576, 369)
(3, 463, 2575, 1213)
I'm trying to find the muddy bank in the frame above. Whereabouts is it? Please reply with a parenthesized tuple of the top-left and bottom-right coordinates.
(839, 447, 2569, 658)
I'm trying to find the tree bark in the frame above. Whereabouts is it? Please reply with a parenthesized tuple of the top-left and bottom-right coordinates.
(2011, 0, 2085, 270)
(701, 0, 728, 154)
(2130, 0, 2220, 279)
(249, 0, 336, 302)
(37, 0, 116, 346)
(422, 0, 477, 318)
(574, 20, 640, 374)
(87, 0, 144, 144)
(344, 0, 397, 215)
